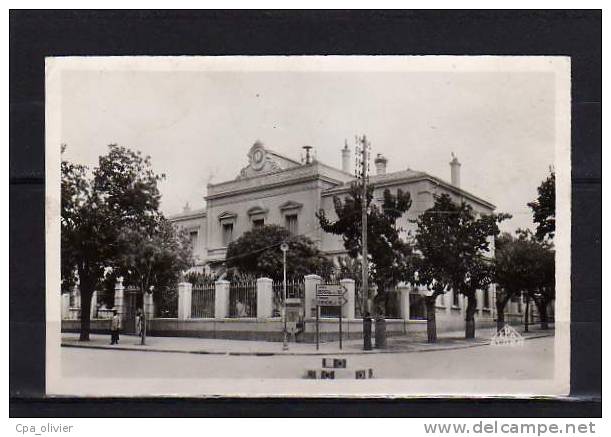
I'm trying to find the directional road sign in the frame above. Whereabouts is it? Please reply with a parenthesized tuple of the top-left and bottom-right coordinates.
(316, 294, 348, 307)
(316, 284, 347, 297)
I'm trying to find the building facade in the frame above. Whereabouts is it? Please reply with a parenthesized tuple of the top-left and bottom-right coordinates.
(170, 140, 496, 269)
(168, 140, 525, 328)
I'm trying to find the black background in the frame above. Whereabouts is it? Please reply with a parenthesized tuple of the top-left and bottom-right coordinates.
(9, 10, 601, 417)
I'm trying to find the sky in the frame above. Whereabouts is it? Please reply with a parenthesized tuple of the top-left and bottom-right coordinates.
(60, 66, 556, 233)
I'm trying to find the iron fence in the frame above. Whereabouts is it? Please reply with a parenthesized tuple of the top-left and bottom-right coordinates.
(229, 280, 257, 318)
(272, 278, 304, 317)
(191, 281, 215, 318)
(155, 287, 178, 318)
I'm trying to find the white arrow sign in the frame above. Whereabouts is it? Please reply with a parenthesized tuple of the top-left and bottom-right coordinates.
(316, 295, 348, 307)
(316, 284, 347, 297)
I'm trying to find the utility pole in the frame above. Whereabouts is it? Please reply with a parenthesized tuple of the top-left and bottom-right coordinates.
(356, 135, 372, 350)
(360, 135, 369, 317)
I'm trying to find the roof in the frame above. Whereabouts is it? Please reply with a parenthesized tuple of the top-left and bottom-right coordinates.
(167, 207, 207, 221)
(322, 168, 495, 210)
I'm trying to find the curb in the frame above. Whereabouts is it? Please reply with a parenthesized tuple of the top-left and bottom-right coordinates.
(61, 332, 553, 357)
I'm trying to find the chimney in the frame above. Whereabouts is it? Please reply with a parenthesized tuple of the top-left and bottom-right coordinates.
(341, 140, 351, 173)
(374, 153, 388, 175)
(450, 153, 461, 188)
(303, 145, 313, 165)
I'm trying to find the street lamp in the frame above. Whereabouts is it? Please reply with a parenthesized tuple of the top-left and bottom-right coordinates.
(280, 242, 289, 351)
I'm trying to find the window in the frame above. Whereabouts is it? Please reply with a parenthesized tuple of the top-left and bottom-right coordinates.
(452, 290, 459, 307)
(252, 218, 264, 229)
(189, 230, 198, 250)
(483, 289, 490, 309)
(409, 293, 426, 320)
(222, 223, 234, 246)
(285, 214, 298, 235)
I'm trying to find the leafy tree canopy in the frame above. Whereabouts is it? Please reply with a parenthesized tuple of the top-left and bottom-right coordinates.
(61, 144, 171, 340)
(528, 169, 555, 241)
(225, 224, 333, 280)
(114, 217, 194, 295)
(413, 193, 510, 298)
(317, 183, 414, 291)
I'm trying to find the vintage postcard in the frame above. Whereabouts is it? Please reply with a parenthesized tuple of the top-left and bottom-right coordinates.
(45, 56, 571, 397)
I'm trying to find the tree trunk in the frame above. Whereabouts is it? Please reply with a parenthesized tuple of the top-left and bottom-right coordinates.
(465, 293, 477, 339)
(78, 272, 95, 341)
(524, 295, 530, 333)
(425, 295, 437, 343)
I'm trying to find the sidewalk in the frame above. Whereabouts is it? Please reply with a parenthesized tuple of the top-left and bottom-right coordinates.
(61, 326, 554, 356)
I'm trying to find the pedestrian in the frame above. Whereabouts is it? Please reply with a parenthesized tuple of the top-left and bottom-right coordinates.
(110, 308, 121, 345)
(136, 308, 143, 339)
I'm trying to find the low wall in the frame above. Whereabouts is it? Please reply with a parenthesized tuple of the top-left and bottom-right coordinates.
(62, 312, 524, 343)
(62, 319, 112, 335)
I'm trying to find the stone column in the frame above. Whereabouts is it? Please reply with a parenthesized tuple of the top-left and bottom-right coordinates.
(143, 291, 155, 319)
(304, 274, 322, 319)
(340, 278, 355, 319)
(177, 282, 193, 320)
(397, 283, 411, 320)
(214, 279, 230, 319)
(61, 292, 70, 320)
(90, 290, 98, 319)
(114, 277, 125, 317)
(256, 277, 274, 319)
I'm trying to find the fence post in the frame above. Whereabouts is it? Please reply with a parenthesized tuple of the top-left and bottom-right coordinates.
(114, 277, 125, 317)
(177, 282, 193, 320)
(72, 284, 81, 308)
(61, 292, 70, 320)
(215, 279, 230, 318)
(256, 277, 274, 318)
(90, 290, 98, 319)
(143, 291, 155, 320)
(397, 283, 410, 320)
(340, 278, 355, 319)
(304, 274, 322, 319)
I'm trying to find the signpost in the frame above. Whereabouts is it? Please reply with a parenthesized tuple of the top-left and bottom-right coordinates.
(315, 284, 347, 350)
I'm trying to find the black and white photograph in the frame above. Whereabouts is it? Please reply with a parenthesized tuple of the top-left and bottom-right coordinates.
(45, 55, 571, 397)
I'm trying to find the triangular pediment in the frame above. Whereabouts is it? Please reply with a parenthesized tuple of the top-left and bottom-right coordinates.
(246, 206, 269, 216)
(236, 140, 300, 180)
(279, 200, 304, 211)
(218, 211, 237, 221)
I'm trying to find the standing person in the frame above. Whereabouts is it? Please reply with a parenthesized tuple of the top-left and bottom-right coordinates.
(136, 308, 143, 339)
(110, 308, 121, 345)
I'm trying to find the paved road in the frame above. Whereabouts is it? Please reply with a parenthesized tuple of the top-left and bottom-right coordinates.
(62, 335, 554, 380)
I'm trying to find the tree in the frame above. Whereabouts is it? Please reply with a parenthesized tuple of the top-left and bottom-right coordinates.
(61, 144, 166, 341)
(494, 231, 542, 332)
(413, 194, 509, 340)
(317, 183, 414, 315)
(225, 225, 333, 280)
(532, 245, 555, 329)
(528, 169, 555, 241)
(115, 217, 193, 344)
(61, 148, 114, 340)
(516, 229, 555, 330)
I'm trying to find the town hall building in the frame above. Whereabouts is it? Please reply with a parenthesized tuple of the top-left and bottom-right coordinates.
(170, 139, 495, 272)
